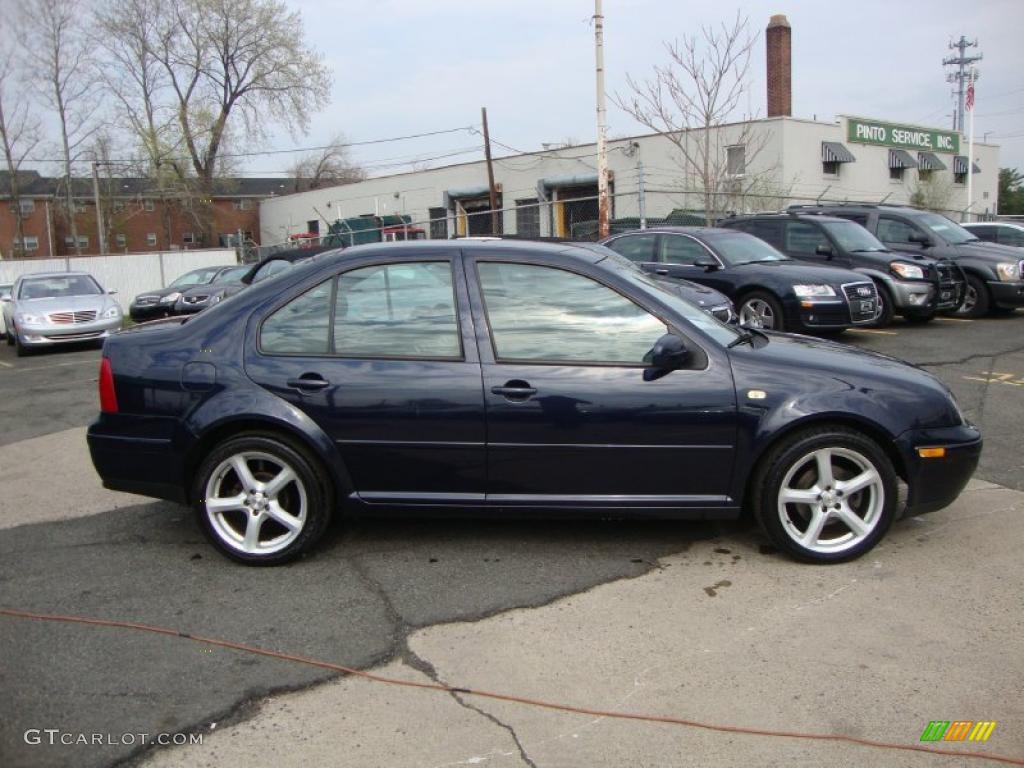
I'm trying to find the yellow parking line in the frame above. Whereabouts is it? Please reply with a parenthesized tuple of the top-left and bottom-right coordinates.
(0, 360, 13, 368)
(934, 317, 973, 323)
(847, 328, 898, 336)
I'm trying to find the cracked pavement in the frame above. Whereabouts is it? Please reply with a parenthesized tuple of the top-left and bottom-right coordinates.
(1, 313, 1023, 767)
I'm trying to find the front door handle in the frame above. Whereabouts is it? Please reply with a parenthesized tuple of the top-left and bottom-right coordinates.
(654, 268, 669, 275)
(287, 374, 330, 392)
(491, 380, 537, 400)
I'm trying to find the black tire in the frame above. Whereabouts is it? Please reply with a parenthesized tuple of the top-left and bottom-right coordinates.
(750, 425, 898, 563)
(14, 333, 29, 356)
(954, 273, 991, 318)
(738, 291, 786, 331)
(5, 327, 13, 346)
(873, 282, 894, 327)
(192, 432, 333, 565)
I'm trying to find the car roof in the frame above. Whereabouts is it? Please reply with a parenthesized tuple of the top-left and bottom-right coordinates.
(608, 226, 737, 237)
(964, 221, 1024, 230)
(726, 213, 850, 224)
(318, 238, 606, 263)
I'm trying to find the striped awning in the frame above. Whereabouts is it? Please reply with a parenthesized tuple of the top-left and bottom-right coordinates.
(889, 149, 918, 169)
(953, 156, 981, 174)
(917, 152, 947, 171)
(822, 142, 856, 163)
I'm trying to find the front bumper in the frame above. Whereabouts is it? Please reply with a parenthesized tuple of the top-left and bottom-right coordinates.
(16, 317, 122, 346)
(887, 279, 935, 312)
(896, 424, 983, 517)
(988, 280, 1024, 308)
(792, 298, 876, 330)
(129, 302, 172, 321)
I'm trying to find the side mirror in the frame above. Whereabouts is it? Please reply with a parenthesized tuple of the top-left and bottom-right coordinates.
(908, 232, 933, 247)
(0, 296, 10, 303)
(108, 290, 118, 295)
(643, 333, 691, 381)
(693, 257, 719, 271)
(815, 244, 834, 258)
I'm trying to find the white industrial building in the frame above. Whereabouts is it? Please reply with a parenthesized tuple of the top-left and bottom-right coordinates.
(260, 14, 1000, 247)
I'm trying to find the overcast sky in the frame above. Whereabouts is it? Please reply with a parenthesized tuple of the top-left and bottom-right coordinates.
(256, 0, 1023, 178)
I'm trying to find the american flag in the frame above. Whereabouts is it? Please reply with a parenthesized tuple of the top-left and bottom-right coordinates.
(966, 78, 975, 111)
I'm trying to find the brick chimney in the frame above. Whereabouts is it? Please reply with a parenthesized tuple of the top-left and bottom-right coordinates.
(766, 14, 792, 117)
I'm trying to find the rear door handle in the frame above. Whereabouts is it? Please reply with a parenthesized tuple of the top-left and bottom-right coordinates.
(654, 268, 669, 275)
(491, 381, 537, 399)
(287, 374, 330, 392)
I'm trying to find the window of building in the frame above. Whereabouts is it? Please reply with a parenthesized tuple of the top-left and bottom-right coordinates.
(143, 199, 155, 212)
(116, 233, 127, 248)
(146, 232, 157, 246)
(18, 199, 35, 215)
(954, 171, 967, 185)
(15, 236, 39, 251)
(428, 207, 447, 240)
(64, 235, 89, 249)
(889, 166, 905, 181)
(183, 232, 204, 245)
(726, 145, 746, 176)
(515, 199, 540, 238)
(306, 220, 320, 235)
(918, 169, 933, 182)
(477, 262, 668, 365)
(822, 160, 840, 177)
(233, 199, 252, 211)
(333, 262, 460, 359)
(112, 200, 126, 212)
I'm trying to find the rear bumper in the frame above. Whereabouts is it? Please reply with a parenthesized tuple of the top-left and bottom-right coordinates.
(896, 424, 983, 517)
(988, 280, 1024, 308)
(87, 420, 187, 503)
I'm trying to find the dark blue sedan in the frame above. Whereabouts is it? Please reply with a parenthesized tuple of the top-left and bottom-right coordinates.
(87, 240, 981, 565)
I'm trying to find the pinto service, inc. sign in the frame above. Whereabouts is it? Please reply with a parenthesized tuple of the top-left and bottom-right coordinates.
(847, 118, 960, 154)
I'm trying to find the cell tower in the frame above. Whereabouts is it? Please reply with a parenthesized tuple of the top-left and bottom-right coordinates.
(943, 36, 982, 133)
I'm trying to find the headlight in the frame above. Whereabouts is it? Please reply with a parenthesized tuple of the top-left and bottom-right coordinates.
(15, 313, 41, 324)
(996, 262, 1022, 281)
(209, 293, 223, 305)
(792, 284, 836, 298)
(102, 306, 121, 319)
(891, 262, 926, 280)
(160, 292, 182, 303)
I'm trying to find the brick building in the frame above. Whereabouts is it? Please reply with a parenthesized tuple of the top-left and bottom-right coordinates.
(0, 172, 293, 258)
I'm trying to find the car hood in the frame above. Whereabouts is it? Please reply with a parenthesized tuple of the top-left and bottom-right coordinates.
(956, 241, 1024, 261)
(732, 260, 865, 285)
(654, 277, 730, 308)
(179, 281, 244, 298)
(15, 294, 112, 314)
(727, 331, 960, 428)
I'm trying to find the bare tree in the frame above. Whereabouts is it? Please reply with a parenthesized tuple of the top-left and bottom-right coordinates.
(288, 135, 365, 192)
(616, 13, 773, 224)
(20, 0, 101, 254)
(0, 38, 43, 258)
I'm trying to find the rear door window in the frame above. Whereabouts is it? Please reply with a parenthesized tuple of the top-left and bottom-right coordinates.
(876, 217, 921, 245)
(783, 221, 831, 256)
(606, 234, 657, 263)
(658, 235, 711, 265)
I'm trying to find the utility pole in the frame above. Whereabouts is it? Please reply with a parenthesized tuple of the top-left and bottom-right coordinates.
(91, 161, 107, 255)
(631, 142, 647, 229)
(594, 0, 610, 239)
(944, 36, 982, 133)
(481, 107, 499, 235)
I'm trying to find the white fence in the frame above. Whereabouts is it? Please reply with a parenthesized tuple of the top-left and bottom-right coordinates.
(0, 249, 237, 311)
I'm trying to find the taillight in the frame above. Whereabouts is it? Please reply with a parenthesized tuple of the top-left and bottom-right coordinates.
(99, 357, 118, 413)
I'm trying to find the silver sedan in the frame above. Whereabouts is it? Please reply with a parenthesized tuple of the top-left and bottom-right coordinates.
(2, 272, 123, 356)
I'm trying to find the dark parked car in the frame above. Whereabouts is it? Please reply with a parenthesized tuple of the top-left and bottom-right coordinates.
(172, 264, 251, 315)
(87, 240, 980, 566)
(601, 227, 879, 333)
(962, 221, 1024, 248)
(130, 265, 235, 321)
(784, 204, 1024, 318)
(720, 213, 964, 325)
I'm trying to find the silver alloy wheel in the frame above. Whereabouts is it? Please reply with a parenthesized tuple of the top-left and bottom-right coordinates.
(958, 283, 977, 315)
(204, 450, 307, 556)
(739, 298, 776, 329)
(776, 446, 885, 555)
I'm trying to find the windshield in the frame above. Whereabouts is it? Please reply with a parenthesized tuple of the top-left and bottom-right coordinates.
(703, 232, 788, 266)
(213, 265, 250, 284)
(822, 220, 886, 252)
(915, 212, 979, 245)
(594, 250, 742, 346)
(169, 267, 222, 288)
(19, 275, 103, 299)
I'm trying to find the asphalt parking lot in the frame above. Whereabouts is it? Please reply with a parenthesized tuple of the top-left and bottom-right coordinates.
(1, 315, 1022, 768)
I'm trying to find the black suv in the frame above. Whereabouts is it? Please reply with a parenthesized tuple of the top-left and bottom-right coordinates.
(777, 204, 1024, 318)
(720, 212, 964, 325)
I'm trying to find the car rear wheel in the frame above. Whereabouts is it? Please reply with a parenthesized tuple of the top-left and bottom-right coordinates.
(751, 426, 897, 562)
(193, 434, 332, 565)
(738, 291, 784, 331)
(953, 274, 990, 318)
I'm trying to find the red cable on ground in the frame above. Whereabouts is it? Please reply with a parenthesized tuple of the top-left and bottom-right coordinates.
(2, 607, 1020, 766)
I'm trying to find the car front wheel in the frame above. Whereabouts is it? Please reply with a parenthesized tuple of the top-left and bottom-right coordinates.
(953, 274, 990, 318)
(738, 291, 785, 331)
(751, 426, 897, 562)
(193, 433, 332, 565)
